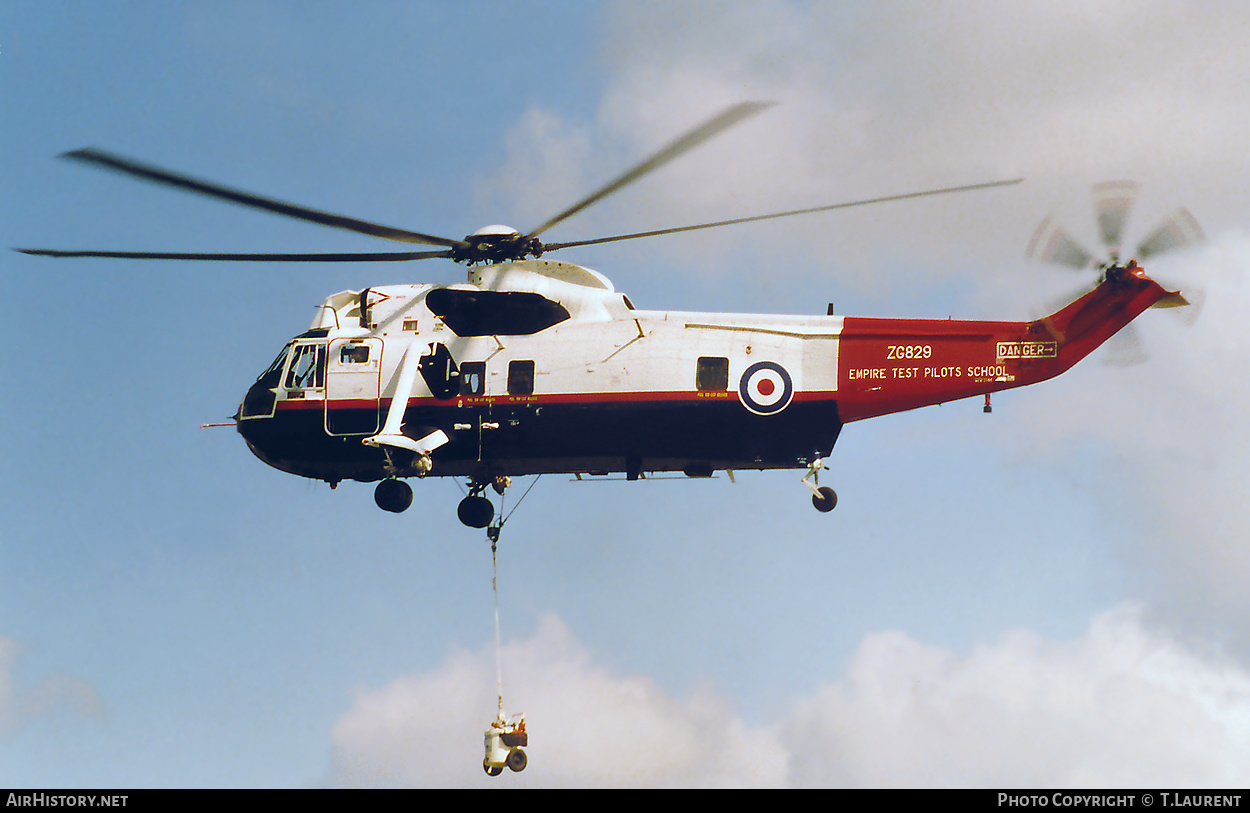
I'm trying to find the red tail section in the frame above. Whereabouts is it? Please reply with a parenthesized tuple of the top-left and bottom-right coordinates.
(836, 262, 1180, 422)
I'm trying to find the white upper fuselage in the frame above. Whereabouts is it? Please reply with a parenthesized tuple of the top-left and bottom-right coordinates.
(300, 259, 842, 405)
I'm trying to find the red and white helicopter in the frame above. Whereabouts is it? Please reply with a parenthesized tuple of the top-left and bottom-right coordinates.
(21, 103, 1200, 529)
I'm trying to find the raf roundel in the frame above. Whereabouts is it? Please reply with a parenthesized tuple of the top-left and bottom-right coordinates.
(738, 361, 794, 415)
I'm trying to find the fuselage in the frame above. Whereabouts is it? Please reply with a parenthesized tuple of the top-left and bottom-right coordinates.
(236, 259, 1174, 486)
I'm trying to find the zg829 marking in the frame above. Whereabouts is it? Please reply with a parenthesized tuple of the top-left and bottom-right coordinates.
(886, 344, 932, 360)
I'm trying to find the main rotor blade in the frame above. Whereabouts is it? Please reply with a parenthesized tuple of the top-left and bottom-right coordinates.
(1092, 180, 1138, 255)
(543, 178, 1025, 253)
(61, 148, 463, 248)
(525, 101, 773, 240)
(17, 248, 452, 262)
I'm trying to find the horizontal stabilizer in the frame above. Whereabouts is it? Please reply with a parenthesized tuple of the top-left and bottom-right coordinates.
(1151, 291, 1189, 309)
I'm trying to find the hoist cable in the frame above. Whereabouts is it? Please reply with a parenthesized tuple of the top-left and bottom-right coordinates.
(486, 474, 542, 720)
(492, 535, 503, 717)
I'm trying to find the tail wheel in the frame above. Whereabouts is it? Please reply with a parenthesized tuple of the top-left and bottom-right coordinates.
(812, 486, 837, 513)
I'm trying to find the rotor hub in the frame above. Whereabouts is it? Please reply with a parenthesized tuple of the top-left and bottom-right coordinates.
(453, 226, 544, 265)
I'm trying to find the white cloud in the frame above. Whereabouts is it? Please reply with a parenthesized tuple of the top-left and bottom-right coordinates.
(328, 614, 788, 787)
(483, 1, 1250, 291)
(0, 636, 103, 740)
(783, 604, 1250, 787)
(328, 608, 1250, 787)
(473, 107, 596, 233)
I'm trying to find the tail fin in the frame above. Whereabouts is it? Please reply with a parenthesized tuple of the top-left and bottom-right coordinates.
(1034, 262, 1181, 359)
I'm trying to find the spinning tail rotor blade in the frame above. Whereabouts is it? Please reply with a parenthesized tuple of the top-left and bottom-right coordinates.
(1028, 181, 1209, 370)
(1136, 207, 1204, 260)
(1027, 182, 1206, 355)
(1136, 205, 1205, 317)
(1026, 215, 1095, 270)
(1102, 323, 1149, 367)
(1092, 180, 1138, 256)
(525, 101, 773, 240)
(1137, 206, 1204, 317)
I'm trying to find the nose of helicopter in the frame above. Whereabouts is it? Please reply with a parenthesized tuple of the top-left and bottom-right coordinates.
(233, 361, 290, 472)
(232, 361, 375, 486)
(234, 394, 275, 463)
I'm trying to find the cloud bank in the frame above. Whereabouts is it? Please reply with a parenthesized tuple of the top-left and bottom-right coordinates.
(329, 614, 787, 787)
(328, 609, 1250, 787)
(478, 1, 1250, 291)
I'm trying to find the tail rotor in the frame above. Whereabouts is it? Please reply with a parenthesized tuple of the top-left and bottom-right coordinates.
(1027, 180, 1204, 272)
(1026, 181, 1205, 364)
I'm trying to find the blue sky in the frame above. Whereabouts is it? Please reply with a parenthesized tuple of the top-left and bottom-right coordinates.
(4, 1, 1250, 788)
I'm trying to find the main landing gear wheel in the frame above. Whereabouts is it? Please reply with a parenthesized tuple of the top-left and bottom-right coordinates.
(802, 457, 837, 514)
(483, 761, 502, 777)
(506, 748, 527, 772)
(374, 478, 413, 513)
(458, 494, 495, 528)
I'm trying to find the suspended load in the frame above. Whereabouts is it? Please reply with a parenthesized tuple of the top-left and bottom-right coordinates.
(483, 711, 527, 776)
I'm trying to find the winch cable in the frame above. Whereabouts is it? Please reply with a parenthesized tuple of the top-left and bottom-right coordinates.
(486, 475, 542, 719)
(491, 533, 503, 718)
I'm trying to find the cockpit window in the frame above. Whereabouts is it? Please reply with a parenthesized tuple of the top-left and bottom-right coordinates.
(242, 344, 292, 419)
(285, 343, 326, 389)
(257, 344, 291, 382)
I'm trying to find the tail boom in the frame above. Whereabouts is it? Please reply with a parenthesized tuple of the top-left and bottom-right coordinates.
(836, 263, 1179, 422)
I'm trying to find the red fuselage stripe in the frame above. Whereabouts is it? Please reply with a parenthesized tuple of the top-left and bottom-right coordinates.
(278, 389, 840, 410)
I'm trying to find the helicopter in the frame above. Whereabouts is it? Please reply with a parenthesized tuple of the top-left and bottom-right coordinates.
(19, 102, 1197, 529)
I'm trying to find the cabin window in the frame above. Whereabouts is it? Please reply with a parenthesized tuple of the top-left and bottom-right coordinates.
(339, 343, 371, 364)
(508, 360, 535, 396)
(460, 361, 486, 397)
(696, 356, 729, 391)
(285, 343, 326, 389)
